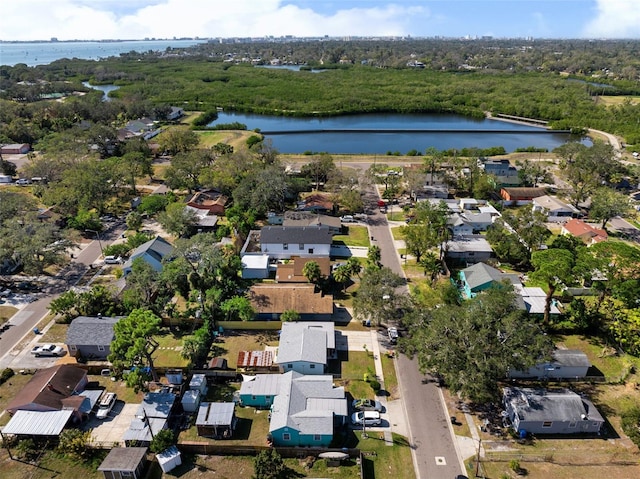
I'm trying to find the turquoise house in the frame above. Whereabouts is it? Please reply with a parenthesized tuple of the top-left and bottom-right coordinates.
(240, 371, 347, 447)
(458, 262, 520, 299)
(268, 372, 347, 447)
(239, 374, 281, 408)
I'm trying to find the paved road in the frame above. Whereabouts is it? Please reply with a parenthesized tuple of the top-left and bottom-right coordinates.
(0, 223, 126, 368)
(362, 184, 465, 479)
(608, 216, 640, 243)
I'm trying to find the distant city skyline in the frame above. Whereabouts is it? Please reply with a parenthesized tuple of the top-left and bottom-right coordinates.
(1, 0, 639, 42)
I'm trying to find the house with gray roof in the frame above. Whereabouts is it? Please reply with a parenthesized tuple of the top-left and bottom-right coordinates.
(458, 262, 520, 298)
(123, 391, 176, 446)
(268, 371, 347, 447)
(444, 235, 494, 265)
(503, 387, 604, 435)
(282, 211, 342, 235)
(65, 315, 123, 360)
(239, 373, 282, 408)
(123, 235, 173, 276)
(275, 322, 336, 375)
(508, 349, 591, 380)
(258, 225, 333, 259)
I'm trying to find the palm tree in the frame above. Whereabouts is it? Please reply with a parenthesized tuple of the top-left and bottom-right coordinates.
(302, 260, 322, 285)
(333, 265, 352, 292)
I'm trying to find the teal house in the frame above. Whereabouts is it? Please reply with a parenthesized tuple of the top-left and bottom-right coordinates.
(240, 371, 347, 447)
(239, 374, 281, 408)
(268, 372, 347, 447)
(458, 262, 520, 299)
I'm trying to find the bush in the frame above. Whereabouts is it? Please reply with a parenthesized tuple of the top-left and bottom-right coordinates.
(621, 405, 640, 448)
(369, 379, 381, 391)
(0, 368, 14, 385)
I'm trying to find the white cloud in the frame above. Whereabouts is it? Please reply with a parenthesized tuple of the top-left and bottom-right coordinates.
(0, 0, 426, 41)
(583, 0, 640, 38)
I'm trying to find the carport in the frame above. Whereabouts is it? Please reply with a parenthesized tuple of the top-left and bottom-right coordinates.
(1, 409, 74, 439)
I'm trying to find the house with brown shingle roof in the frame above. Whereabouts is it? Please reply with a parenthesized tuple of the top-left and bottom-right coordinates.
(186, 190, 228, 216)
(561, 218, 608, 245)
(249, 283, 334, 320)
(500, 187, 546, 204)
(6, 365, 89, 418)
(276, 256, 331, 283)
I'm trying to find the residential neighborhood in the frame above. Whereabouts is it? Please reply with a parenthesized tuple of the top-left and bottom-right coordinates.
(2, 36, 640, 479)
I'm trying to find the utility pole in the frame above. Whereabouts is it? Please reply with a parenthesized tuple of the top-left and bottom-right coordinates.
(475, 437, 482, 478)
(85, 229, 104, 256)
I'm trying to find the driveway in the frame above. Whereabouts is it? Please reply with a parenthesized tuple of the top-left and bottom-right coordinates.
(87, 402, 138, 447)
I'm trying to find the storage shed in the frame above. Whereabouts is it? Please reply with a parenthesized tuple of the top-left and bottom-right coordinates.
(189, 374, 208, 395)
(196, 402, 236, 438)
(181, 389, 201, 413)
(98, 447, 148, 479)
(156, 446, 182, 473)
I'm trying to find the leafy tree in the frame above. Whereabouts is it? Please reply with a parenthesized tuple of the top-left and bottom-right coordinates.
(366, 244, 381, 269)
(108, 308, 161, 389)
(58, 429, 92, 459)
(607, 304, 640, 356)
(402, 224, 436, 263)
(122, 257, 165, 314)
(530, 248, 575, 326)
(117, 151, 153, 195)
(164, 149, 212, 192)
(221, 296, 255, 321)
(182, 321, 212, 365)
(126, 211, 143, 232)
(589, 187, 631, 229)
(353, 267, 409, 327)
(253, 449, 286, 479)
(158, 201, 198, 237)
(68, 208, 103, 232)
(158, 129, 199, 156)
(138, 195, 169, 215)
(280, 309, 301, 322)
(300, 153, 335, 189)
(302, 260, 323, 284)
(149, 428, 175, 453)
(408, 285, 553, 402)
(419, 251, 441, 282)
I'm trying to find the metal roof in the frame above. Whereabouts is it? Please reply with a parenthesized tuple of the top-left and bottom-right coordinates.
(504, 387, 604, 423)
(2, 409, 73, 436)
(196, 402, 235, 426)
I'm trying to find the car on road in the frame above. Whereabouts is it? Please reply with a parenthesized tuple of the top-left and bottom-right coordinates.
(96, 392, 117, 419)
(352, 398, 383, 412)
(351, 410, 382, 426)
(31, 344, 64, 357)
(16, 178, 31, 185)
(104, 255, 122, 264)
(340, 215, 355, 223)
(387, 327, 399, 344)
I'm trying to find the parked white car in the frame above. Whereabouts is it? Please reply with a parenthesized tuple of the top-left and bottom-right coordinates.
(104, 255, 122, 264)
(96, 392, 117, 419)
(31, 344, 64, 357)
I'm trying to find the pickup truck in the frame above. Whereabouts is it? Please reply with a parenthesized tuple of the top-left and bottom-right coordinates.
(31, 344, 64, 357)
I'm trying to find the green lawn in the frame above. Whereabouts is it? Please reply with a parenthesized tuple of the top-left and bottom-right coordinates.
(336, 351, 378, 400)
(381, 354, 399, 399)
(0, 305, 17, 322)
(333, 225, 370, 247)
(152, 329, 190, 368)
(390, 226, 404, 240)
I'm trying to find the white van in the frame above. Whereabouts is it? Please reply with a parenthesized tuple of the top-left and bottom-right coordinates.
(340, 215, 355, 223)
(0, 175, 13, 184)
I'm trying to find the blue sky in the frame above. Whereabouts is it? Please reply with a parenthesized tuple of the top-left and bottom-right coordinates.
(1, 0, 639, 41)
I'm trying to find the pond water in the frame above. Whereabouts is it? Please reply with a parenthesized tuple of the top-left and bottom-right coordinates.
(209, 111, 585, 154)
(82, 82, 120, 101)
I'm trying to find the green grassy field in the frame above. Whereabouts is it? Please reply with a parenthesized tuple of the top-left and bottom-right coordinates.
(333, 225, 370, 247)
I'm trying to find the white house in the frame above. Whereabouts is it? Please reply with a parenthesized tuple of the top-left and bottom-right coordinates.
(532, 195, 580, 222)
(444, 235, 494, 264)
(508, 350, 590, 380)
(123, 236, 173, 276)
(275, 322, 336, 375)
(259, 225, 333, 260)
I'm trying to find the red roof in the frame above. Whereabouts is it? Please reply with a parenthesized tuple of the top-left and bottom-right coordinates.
(562, 218, 608, 243)
(237, 350, 274, 368)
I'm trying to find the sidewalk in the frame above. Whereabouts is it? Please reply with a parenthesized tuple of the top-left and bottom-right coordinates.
(369, 330, 395, 446)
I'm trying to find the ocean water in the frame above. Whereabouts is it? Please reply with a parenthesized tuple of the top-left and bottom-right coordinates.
(0, 39, 207, 67)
